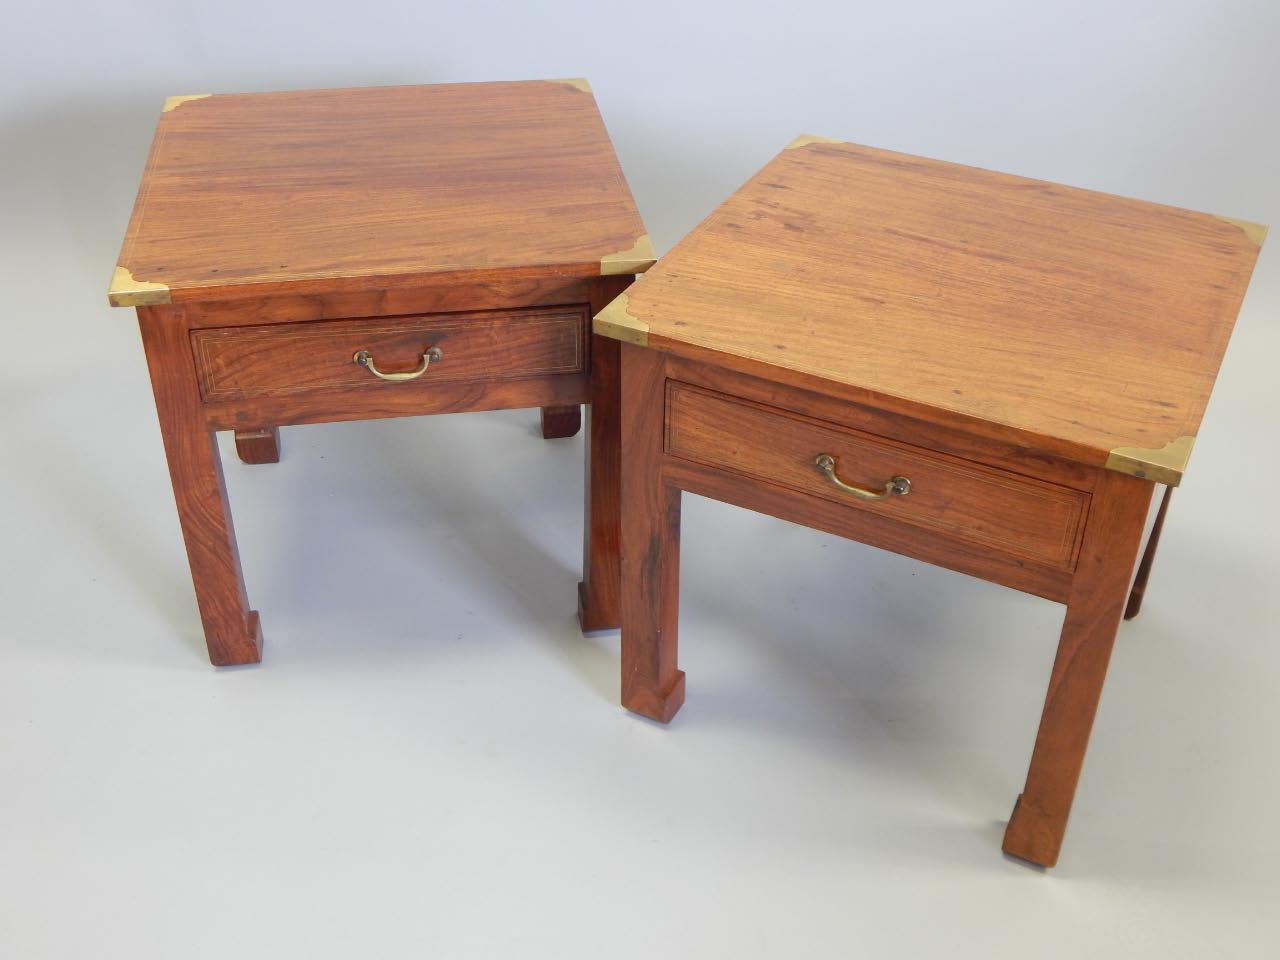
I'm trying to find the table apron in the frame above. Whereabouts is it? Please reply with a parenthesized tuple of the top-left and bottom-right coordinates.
(662, 455, 1075, 604)
(202, 373, 590, 431)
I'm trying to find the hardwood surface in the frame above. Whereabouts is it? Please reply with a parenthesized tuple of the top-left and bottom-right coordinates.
(1125, 486, 1173, 620)
(666, 382, 1088, 571)
(181, 276, 593, 328)
(602, 140, 1263, 868)
(602, 139, 1264, 482)
(578, 275, 632, 632)
(111, 79, 649, 667)
(137, 306, 262, 665)
(1003, 469, 1153, 867)
(540, 405, 582, 439)
(234, 427, 280, 464)
(664, 355, 1099, 492)
(110, 80, 651, 305)
(200, 367, 589, 432)
(191, 306, 588, 402)
(619, 343, 685, 721)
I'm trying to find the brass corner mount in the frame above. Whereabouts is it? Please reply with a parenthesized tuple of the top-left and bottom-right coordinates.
(162, 94, 212, 113)
(1105, 435, 1195, 487)
(546, 77, 591, 94)
(593, 292, 648, 346)
(108, 266, 170, 307)
(601, 234, 656, 276)
(785, 134, 843, 151)
(1213, 215, 1268, 248)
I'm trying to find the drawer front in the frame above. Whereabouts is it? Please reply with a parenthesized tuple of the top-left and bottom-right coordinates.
(191, 305, 588, 403)
(666, 382, 1088, 571)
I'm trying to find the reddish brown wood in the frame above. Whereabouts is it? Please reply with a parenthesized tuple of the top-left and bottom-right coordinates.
(578, 275, 632, 632)
(665, 355, 1099, 492)
(234, 427, 280, 464)
(1003, 469, 1153, 866)
(137, 305, 262, 665)
(114, 82, 651, 304)
(540, 405, 581, 439)
(667, 381, 1089, 571)
(665, 459, 1073, 604)
(620, 139, 1263, 474)
(182, 277, 593, 328)
(191, 307, 587, 403)
(1125, 486, 1172, 620)
(598, 137, 1258, 869)
(111, 81, 651, 665)
(202, 375, 588, 432)
(619, 343, 685, 720)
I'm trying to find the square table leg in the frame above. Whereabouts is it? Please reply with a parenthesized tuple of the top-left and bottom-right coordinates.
(578, 276, 632, 633)
(618, 343, 685, 722)
(234, 426, 281, 464)
(540, 405, 582, 439)
(137, 306, 263, 666)
(1003, 469, 1153, 866)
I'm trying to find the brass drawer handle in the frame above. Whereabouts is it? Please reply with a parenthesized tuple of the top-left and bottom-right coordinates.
(814, 454, 911, 500)
(353, 346, 443, 382)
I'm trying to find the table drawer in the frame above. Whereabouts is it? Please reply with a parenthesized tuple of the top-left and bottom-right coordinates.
(191, 305, 588, 403)
(666, 382, 1088, 571)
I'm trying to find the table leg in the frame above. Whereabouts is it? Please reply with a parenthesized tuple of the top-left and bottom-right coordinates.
(1003, 469, 1152, 866)
(540, 405, 581, 439)
(234, 426, 281, 464)
(1124, 485, 1172, 620)
(619, 343, 685, 722)
(137, 307, 263, 666)
(578, 276, 631, 632)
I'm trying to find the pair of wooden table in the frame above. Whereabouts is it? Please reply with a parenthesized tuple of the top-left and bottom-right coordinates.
(110, 80, 1264, 867)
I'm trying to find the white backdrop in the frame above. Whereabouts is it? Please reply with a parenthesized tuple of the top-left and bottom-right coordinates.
(2, 2, 1278, 958)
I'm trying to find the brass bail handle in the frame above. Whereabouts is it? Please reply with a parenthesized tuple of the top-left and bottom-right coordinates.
(813, 453, 911, 500)
(353, 346, 443, 382)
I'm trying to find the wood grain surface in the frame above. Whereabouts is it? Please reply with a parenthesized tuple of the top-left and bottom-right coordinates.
(112, 80, 651, 304)
(137, 306, 263, 665)
(191, 306, 587, 402)
(619, 344, 685, 721)
(578, 275, 633, 632)
(233, 427, 280, 464)
(1003, 468, 1153, 867)
(666, 382, 1088, 571)
(604, 139, 1264, 480)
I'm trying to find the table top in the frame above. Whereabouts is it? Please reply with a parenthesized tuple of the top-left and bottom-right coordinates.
(109, 80, 652, 308)
(596, 137, 1265, 485)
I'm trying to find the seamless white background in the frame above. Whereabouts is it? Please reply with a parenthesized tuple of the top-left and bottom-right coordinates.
(2, 2, 1278, 957)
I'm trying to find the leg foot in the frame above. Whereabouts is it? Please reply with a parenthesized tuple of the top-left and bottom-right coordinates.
(234, 427, 281, 464)
(578, 581, 617, 633)
(209, 609, 265, 666)
(540, 405, 581, 439)
(623, 670, 687, 724)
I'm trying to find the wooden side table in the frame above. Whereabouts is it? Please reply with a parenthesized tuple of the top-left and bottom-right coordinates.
(108, 80, 652, 665)
(595, 137, 1264, 867)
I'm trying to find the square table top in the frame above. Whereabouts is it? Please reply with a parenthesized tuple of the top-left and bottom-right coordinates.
(596, 137, 1265, 485)
(109, 79, 652, 308)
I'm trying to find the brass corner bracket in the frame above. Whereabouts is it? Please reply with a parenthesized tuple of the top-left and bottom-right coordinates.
(1213, 215, 1268, 248)
(108, 266, 171, 307)
(546, 77, 591, 94)
(593, 292, 648, 346)
(162, 94, 212, 113)
(1105, 435, 1195, 487)
(601, 234, 656, 275)
(785, 134, 843, 151)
